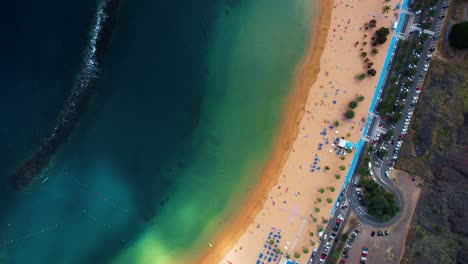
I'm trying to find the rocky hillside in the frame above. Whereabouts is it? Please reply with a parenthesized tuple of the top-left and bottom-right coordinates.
(397, 56, 468, 264)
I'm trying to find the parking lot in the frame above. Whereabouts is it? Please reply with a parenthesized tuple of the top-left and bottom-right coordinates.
(340, 169, 421, 264)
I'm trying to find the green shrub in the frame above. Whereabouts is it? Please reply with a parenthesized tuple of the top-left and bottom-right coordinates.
(269, 239, 275, 245)
(315, 207, 320, 213)
(317, 197, 322, 203)
(356, 73, 366, 80)
(319, 188, 325, 193)
(349, 101, 358, 109)
(434, 225, 444, 233)
(294, 252, 300, 258)
(358, 167, 371, 176)
(345, 110, 355, 119)
(309, 231, 314, 237)
(341, 233, 349, 241)
(360, 177, 400, 220)
(330, 187, 335, 192)
(303, 248, 309, 254)
(339, 165, 346, 171)
(335, 174, 341, 179)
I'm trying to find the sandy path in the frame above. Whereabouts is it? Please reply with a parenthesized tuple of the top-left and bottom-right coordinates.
(197, 0, 402, 263)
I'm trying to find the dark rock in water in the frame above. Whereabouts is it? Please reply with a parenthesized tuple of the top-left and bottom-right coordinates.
(9, 0, 121, 191)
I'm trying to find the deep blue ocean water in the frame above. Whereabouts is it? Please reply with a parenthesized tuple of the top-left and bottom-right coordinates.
(0, 0, 315, 263)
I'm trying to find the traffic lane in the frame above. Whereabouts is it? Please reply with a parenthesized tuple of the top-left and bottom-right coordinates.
(324, 209, 351, 264)
(315, 190, 351, 263)
(350, 159, 403, 228)
(351, 0, 446, 229)
(310, 203, 348, 263)
(382, 37, 436, 168)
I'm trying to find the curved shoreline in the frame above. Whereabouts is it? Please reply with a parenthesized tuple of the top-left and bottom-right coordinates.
(9, 0, 120, 191)
(196, 0, 333, 262)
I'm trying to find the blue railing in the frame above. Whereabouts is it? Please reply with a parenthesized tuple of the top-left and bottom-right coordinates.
(330, 0, 409, 216)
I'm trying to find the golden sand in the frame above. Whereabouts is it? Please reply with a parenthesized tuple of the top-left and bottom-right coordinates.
(197, 0, 401, 263)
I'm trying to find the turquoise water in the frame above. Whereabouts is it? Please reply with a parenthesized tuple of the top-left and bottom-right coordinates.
(0, 0, 316, 263)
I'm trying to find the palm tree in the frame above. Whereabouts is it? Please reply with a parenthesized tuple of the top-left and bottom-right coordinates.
(382, 5, 391, 13)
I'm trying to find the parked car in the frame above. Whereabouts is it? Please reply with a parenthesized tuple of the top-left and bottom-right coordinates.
(361, 253, 367, 261)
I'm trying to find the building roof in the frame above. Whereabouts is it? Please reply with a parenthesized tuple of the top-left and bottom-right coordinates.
(338, 138, 353, 149)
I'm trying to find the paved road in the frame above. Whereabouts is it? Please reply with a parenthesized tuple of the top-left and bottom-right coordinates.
(308, 0, 451, 262)
(348, 0, 450, 228)
(308, 189, 351, 264)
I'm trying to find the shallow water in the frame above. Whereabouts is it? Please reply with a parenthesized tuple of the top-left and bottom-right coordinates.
(0, 0, 316, 263)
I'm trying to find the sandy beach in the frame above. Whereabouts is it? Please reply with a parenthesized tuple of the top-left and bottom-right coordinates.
(197, 0, 402, 263)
